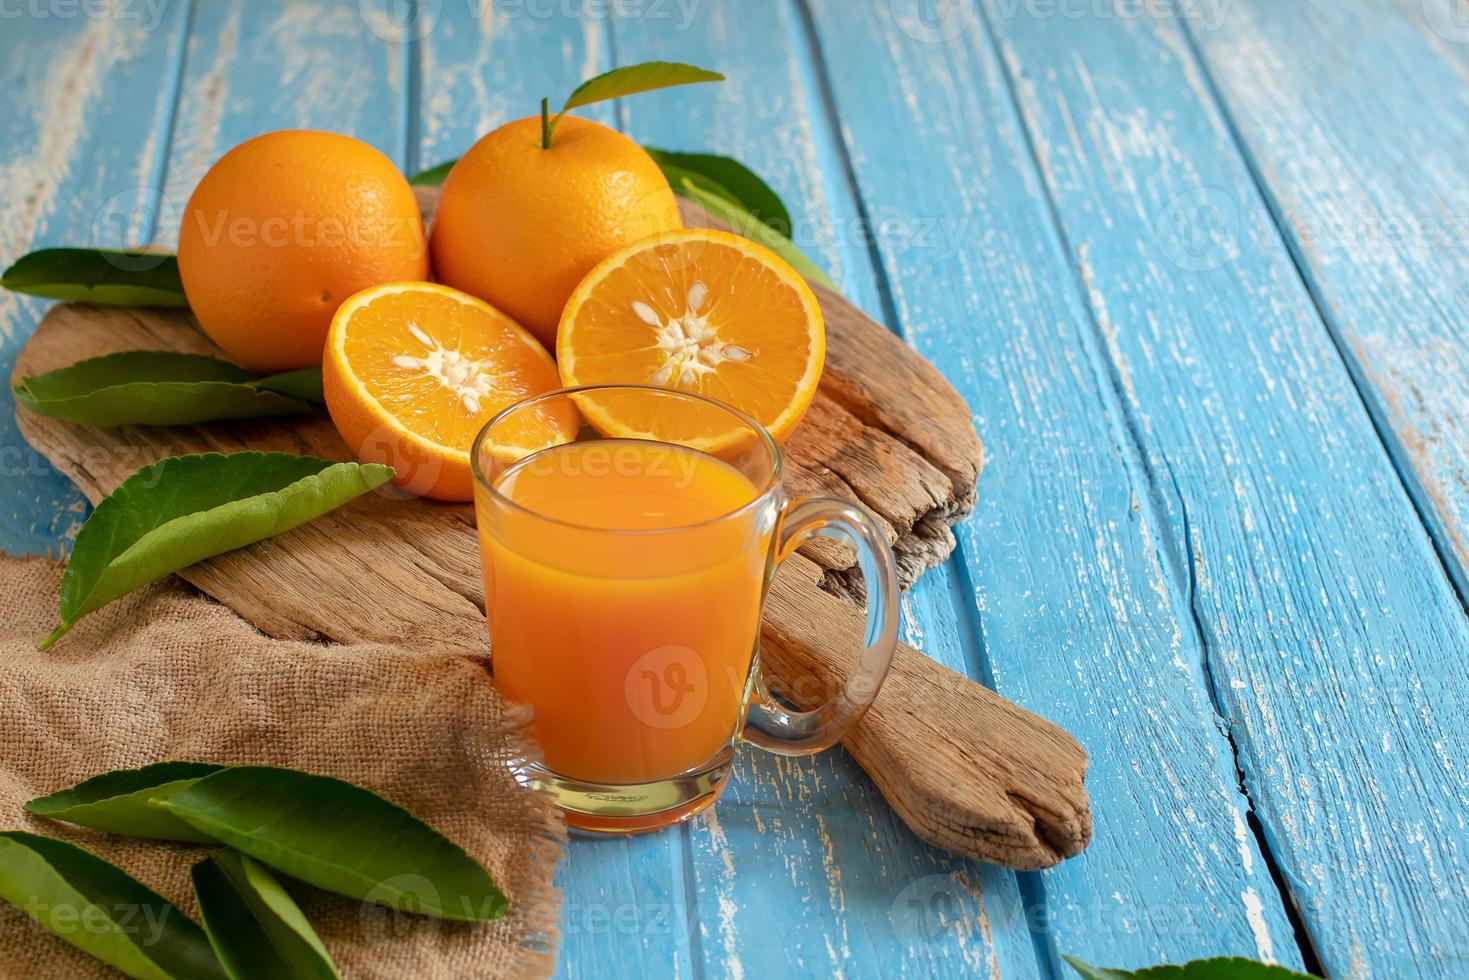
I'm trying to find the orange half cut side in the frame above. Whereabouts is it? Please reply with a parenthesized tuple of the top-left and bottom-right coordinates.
(323, 282, 574, 500)
(556, 228, 825, 451)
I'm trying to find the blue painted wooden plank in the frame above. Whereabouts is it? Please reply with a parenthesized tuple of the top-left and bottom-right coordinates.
(611, 2, 1039, 975)
(952, 3, 1467, 975)
(1, 6, 192, 557)
(154, 1, 405, 250)
(1183, 0, 1469, 602)
(804, 0, 1307, 971)
(410, 8, 695, 978)
(415, 0, 617, 169)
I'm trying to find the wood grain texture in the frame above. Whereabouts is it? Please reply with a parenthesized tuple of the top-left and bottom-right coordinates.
(1184, 0, 1469, 601)
(764, 551, 1089, 866)
(804, 0, 1308, 971)
(415, 12, 725, 978)
(13, 292, 1085, 874)
(408, 12, 689, 979)
(7, 1, 1465, 976)
(0, 8, 191, 555)
(607, 3, 1037, 974)
(971, 2, 1469, 975)
(402, 187, 984, 595)
(154, 0, 405, 250)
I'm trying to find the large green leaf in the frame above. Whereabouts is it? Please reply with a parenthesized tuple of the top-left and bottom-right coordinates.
(1, 248, 188, 307)
(192, 851, 339, 980)
(561, 61, 724, 113)
(156, 767, 506, 922)
(43, 453, 394, 649)
(1063, 957, 1314, 980)
(675, 177, 836, 289)
(14, 352, 315, 427)
(26, 762, 227, 843)
(0, 832, 226, 980)
(646, 148, 792, 236)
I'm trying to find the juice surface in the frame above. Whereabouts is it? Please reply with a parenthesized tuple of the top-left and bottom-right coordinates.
(479, 439, 774, 784)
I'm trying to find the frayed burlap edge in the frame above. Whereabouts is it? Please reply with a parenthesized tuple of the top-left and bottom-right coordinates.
(0, 555, 567, 979)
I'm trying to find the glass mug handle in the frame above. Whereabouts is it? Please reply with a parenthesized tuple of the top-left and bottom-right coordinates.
(742, 496, 899, 755)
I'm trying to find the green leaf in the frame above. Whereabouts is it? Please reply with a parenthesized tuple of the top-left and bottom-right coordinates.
(0, 831, 226, 980)
(44, 453, 394, 649)
(561, 61, 724, 113)
(1, 248, 188, 307)
(192, 851, 339, 980)
(408, 160, 455, 186)
(253, 367, 325, 404)
(646, 148, 792, 236)
(26, 762, 227, 843)
(676, 177, 837, 290)
(1062, 956, 1315, 980)
(14, 352, 315, 427)
(156, 766, 506, 922)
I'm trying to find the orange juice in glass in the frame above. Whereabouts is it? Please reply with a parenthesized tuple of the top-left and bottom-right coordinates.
(472, 385, 898, 833)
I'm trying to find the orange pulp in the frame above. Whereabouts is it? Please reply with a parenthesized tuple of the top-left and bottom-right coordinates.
(477, 439, 775, 785)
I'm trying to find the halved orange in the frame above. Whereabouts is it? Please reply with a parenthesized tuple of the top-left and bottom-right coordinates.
(322, 282, 572, 501)
(556, 228, 825, 449)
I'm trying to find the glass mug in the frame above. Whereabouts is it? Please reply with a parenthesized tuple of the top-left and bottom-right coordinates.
(471, 385, 898, 833)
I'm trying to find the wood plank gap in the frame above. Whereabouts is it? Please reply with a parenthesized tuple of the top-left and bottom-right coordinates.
(1172, 15, 1469, 615)
(789, 0, 905, 333)
(1013, 871, 1066, 980)
(1159, 461, 1325, 976)
(785, 0, 985, 492)
(394, 0, 424, 176)
(793, 4, 1065, 976)
(944, 554, 996, 708)
(596, 19, 707, 975)
(973, 0, 1244, 752)
(136, 0, 195, 244)
(674, 821, 709, 980)
(602, 12, 628, 133)
(948, 553, 1066, 980)
(965, 0, 1315, 967)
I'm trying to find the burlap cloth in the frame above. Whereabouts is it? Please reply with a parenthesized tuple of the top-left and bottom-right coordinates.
(0, 554, 565, 978)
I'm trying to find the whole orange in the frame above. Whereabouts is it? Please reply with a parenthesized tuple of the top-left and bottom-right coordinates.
(177, 130, 429, 373)
(429, 115, 682, 348)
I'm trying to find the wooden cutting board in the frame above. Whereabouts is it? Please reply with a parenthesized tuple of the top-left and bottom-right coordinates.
(11, 203, 1091, 869)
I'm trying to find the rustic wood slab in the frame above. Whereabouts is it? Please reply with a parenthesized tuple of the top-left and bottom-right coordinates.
(14, 298, 1088, 870)
(11, 206, 1092, 869)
